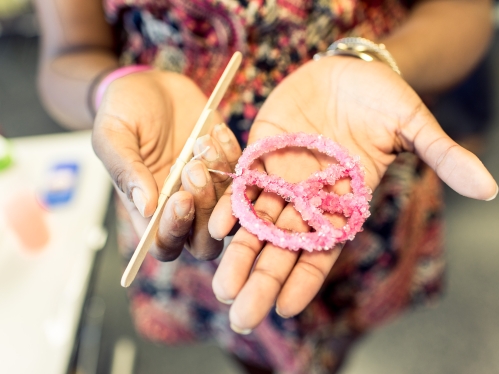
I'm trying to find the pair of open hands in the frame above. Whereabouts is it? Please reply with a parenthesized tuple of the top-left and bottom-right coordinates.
(92, 56, 497, 334)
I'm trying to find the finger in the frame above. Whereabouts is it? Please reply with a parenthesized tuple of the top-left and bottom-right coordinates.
(92, 121, 160, 218)
(208, 159, 265, 240)
(115, 186, 151, 236)
(212, 189, 286, 303)
(275, 244, 343, 318)
(210, 122, 242, 171)
(228, 174, 351, 329)
(228, 203, 309, 332)
(193, 134, 235, 199)
(271, 181, 349, 318)
(150, 191, 194, 262)
(181, 160, 224, 260)
(403, 106, 498, 200)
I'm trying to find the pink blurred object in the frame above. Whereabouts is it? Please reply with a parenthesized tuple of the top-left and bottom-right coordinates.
(5, 190, 50, 252)
(94, 65, 152, 109)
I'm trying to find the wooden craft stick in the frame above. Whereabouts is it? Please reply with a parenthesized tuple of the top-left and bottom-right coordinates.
(121, 51, 242, 287)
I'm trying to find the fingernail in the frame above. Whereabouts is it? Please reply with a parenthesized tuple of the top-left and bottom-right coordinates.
(132, 188, 147, 217)
(174, 199, 192, 219)
(187, 161, 207, 187)
(215, 294, 234, 305)
(195, 135, 218, 162)
(230, 323, 252, 335)
(486, 185, 498, 201)
(210, 234, 223, 241)
(214, 123, 231, 143)
(275, 307, 290, 319)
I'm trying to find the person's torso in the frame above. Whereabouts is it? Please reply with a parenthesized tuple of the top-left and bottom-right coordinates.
(104, 0, 408, 143)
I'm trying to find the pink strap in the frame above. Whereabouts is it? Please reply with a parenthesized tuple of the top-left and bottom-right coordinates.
(94, 65, 152, 110)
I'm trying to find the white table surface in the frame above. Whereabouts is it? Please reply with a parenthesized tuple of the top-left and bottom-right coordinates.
(0, 131, 112, 374)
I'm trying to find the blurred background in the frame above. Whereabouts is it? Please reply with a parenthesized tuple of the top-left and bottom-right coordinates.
(0, 1, 498, 374)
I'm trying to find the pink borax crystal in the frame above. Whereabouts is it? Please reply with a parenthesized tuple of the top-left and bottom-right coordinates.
(230, 133, 372, 252)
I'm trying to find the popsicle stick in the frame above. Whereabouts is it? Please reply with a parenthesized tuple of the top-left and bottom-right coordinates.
(121, 52, 242, 287)
(206, 51, 242, 111)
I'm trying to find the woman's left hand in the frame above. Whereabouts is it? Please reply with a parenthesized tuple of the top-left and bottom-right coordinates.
(208, 56, 498, 333)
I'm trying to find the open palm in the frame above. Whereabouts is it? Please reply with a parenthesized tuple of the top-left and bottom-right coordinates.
(209, 56, 497, 333)
(92, 70, 241, 262)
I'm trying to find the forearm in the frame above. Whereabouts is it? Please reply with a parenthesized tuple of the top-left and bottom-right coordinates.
(380, 0, 493, 94)
(38, 51, 118, 130)
(35, 0, 117, 129)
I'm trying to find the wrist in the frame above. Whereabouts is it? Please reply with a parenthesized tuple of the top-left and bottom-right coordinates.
(88, 65, 153, 117)
(87, 66, 117, 118)
(313, 37, 401, 76)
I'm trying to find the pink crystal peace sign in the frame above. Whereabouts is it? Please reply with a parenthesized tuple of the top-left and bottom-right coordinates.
(230, 133, 372, 252)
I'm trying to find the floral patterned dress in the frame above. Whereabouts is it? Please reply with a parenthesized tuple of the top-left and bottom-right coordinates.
(107, 1, 444, 373)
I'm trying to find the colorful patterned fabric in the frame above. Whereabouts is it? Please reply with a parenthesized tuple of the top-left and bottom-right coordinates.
(107, 1, 445, 373)
(105, 0, 408, 144)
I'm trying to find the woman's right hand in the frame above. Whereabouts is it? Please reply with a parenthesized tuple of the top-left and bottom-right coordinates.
(92, 69, 241, 261)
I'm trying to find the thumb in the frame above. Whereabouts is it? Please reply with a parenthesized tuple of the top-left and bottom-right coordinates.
(92, 124, 159, 217)
(401, 105, 498, 201)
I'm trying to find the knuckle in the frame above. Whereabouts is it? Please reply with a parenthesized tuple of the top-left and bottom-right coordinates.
(434, 143, 458, 172)
(297, 261, 327, 283)
(108, 163, 129, 196)
(252, 267, 284, 287)
(196, 204, 216, 217)
(192, 249, 221, 261)
(212, 175, 232, 190)
(150, 245, 183, 262)
(229, 239, 260, 256)
(189, 239, 223, 261)
(154, 231, 189, 261)
(253, 209, 276, 225)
